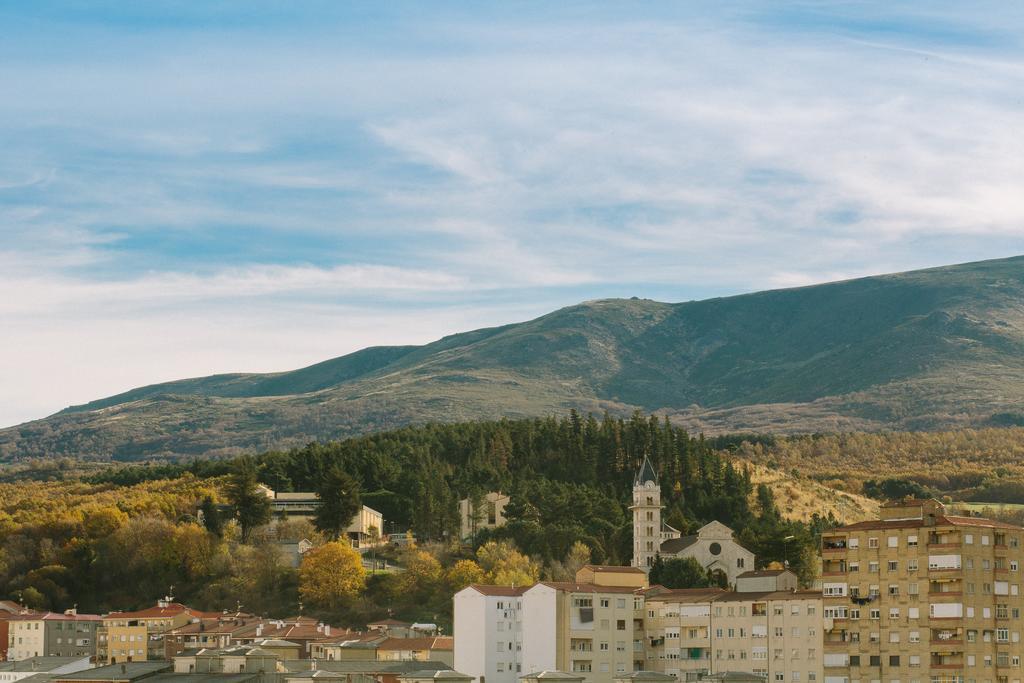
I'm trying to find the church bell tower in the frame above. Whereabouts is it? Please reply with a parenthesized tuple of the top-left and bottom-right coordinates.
(630, 455, 662, 571)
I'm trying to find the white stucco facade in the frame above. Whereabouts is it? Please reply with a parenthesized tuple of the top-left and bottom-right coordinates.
(658, 521, 755, 588)
(520, 584, 558, 676)
(454, 585, 525, 683)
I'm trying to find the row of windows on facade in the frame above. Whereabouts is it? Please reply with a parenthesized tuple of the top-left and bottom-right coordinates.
(824, 605, 1023, 620)
(665, 668, 818, 683)
(840, 533, 1019, 550)
(654, 603, 816, 618)
(824, 627, 1018, 643)
(570, 661, 629, 673)
(845, 653, 1022, 668)
(9, 636, 93, 645)
(823, 583, 1021, 598)
(832, 559, 1019, 573)
(574, 597, 635, 609)
(660, 648, 818, 661)
(571, 640, 633, 652)
(98, 633, 150, 642)
(659, 626, 817, 638)
(8, 637, 88, 646)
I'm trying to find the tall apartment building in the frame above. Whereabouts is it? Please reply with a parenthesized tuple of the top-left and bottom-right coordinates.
(454, 585, 527, 683)
(820, 499, 1024, 683)
(5, 611, 101, 660)
(644, 570, 822, 683)
(521, 579, 647, 681)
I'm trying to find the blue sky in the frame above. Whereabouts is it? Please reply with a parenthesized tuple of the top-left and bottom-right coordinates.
(2, 1, 1024, 428)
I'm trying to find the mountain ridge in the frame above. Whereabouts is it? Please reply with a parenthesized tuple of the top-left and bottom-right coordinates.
(5, 254, 1024, 461)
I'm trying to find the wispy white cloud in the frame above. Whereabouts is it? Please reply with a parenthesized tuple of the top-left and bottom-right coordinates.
(0, 263, 467, 316)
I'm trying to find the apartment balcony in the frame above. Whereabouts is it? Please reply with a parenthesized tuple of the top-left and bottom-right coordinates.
(931, 639, 963, 645)
(822, 559, 847, 573)
(929, 591, 963, 599)
(928, 542, 962, 549)
(822, 539, 848, 553)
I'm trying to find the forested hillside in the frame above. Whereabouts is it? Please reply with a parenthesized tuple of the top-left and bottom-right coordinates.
(5, 255, 1024, 460)
(0, 413, 840, 626)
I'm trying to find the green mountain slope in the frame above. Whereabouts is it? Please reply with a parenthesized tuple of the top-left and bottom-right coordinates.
(4, 255, 1024, 461)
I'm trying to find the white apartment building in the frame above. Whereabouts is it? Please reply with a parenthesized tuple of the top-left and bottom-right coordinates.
(454, 585, 527, 683)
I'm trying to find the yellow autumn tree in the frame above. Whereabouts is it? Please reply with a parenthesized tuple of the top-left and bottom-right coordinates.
(395, 549, 444, 602)
(476, 540, 540, 586)
(299, 541, 366, 608)
(446, 559, 485, 592)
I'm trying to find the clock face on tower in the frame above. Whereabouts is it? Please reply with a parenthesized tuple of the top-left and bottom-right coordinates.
(709, 542, 722, 556)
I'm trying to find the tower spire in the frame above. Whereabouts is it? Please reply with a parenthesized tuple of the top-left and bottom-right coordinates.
(630, 456, 662, 571)
(635, 454, 658, 487)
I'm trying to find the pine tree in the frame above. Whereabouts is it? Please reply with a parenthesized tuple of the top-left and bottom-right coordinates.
(226, 458, 272, 543)
(314, 466, 362, 541)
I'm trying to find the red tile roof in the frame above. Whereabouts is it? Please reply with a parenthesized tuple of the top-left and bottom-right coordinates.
(376, 637, 453, 651)
(580, 565, 646, 575)
(7, 612, 102, 621)
(536, 582, 642, 595)
(465, 585, 530, 597)
(834, 514, 1024, 533)
(832, 519, 926, 532)
(645, 588, 727, 603)
(104, 603, 200, 619)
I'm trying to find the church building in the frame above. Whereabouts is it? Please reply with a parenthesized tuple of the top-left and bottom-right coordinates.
(630, 456, 755, 587)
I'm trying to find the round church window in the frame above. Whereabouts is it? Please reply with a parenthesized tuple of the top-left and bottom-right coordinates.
(709, 542, 722, 556)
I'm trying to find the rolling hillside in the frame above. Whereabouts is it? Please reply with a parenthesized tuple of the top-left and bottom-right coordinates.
(4, 255, 1024, 461)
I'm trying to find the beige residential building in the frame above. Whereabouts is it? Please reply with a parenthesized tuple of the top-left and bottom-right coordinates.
(522, 581, 647, 681)
(376, 637, 455, 666)
(644, 571, 822, 683)
(459, 492, 511, 541)
(820, 499, 1024, 683)
(521, 568, 650, 682)
(97, 600, 212, 663)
